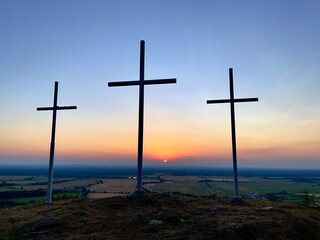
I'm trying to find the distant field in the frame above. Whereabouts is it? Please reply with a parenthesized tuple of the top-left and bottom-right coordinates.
(160, 176, 203, 182)
(2, 178, 96, 191)
(146, 176, 320, 203)
(0, 176, 97, 206)
(88, 179, 136, 193)
(1, 174, 319, 206)
(51, 178, 97, 189)
(230, 178, 320, 194)
(0, 176, 32, 180)
(147, 181, 227, 196)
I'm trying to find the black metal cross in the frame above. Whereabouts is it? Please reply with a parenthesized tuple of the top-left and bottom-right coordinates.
(108, 40, 176, 195)
(37, 81, 77, 203)
(207, 68, 258, 198)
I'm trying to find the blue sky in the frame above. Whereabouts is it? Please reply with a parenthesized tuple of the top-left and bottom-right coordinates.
(0, 0, 319, 168)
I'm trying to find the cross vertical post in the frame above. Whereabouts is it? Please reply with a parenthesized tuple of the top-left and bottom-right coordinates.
(137, 40, 145, 192)
(37, 81, 77, 203)
(207, 68, 258, 198)
(229, 68, 239, 197)
(108, 40, 177, 194)
(48, 81, 58, 203)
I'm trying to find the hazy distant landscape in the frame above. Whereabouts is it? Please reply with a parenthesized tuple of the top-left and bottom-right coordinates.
(1, 166, 319, 208)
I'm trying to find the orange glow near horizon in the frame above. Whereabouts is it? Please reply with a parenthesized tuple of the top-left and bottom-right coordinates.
(1, 122, 319, 166)
(0, 107, 319, 167)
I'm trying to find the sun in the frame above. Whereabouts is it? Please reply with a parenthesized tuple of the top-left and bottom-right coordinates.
(163, 159, 168, 163)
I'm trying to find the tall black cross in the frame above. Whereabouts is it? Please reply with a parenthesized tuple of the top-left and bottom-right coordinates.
(37, 81, 77, 203)
(207, 68, 258, 197)
(108, 40, 176, 194)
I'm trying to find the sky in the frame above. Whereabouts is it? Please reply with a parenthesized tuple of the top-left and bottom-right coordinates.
(0, 0, 319, 168)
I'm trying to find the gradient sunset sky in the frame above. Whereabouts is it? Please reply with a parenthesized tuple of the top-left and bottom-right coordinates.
(0, 1, 319, 168)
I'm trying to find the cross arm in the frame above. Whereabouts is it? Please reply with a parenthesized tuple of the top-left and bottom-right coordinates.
(207, 98, 258, 104)
(234, 98, 258, 103)
(57, 106, 77, 110)
(144, 78, 176, 85)
(37, 106, 77, 111)
(108, 78, 176, 87)
(207, 99, 232, 104)
(108, 80, 140, 87)
(37, 107, 54, 111)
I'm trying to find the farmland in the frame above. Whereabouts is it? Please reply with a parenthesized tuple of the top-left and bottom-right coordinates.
(146, 175, 320, 204)
(88, 179, 136, 193)
(0, 170, 319, 207)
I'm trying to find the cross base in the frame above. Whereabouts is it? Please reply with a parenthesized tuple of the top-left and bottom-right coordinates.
(228, 196, 247, 206)
(132, 189, 147, 197)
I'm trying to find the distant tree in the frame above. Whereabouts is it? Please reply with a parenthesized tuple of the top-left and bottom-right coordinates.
(23, 177, 34, 181)
(279, 191, 288, 195)
(0, 181, 16, 187)
(300, 188, 315, 207)
(0, 189, 46, 199)
(264, 192, 279, 201)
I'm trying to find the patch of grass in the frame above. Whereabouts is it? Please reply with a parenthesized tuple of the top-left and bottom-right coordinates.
(0, 194, 319, 239)
(287, 218, 319, 239)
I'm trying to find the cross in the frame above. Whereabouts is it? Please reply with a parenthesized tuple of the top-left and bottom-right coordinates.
(108, 40, 176, 195)
(37, 81, 77, 203)
(207, 68, 258, 198)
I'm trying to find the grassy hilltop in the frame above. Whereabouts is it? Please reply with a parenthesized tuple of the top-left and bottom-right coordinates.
(0, 194, 319, 240)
